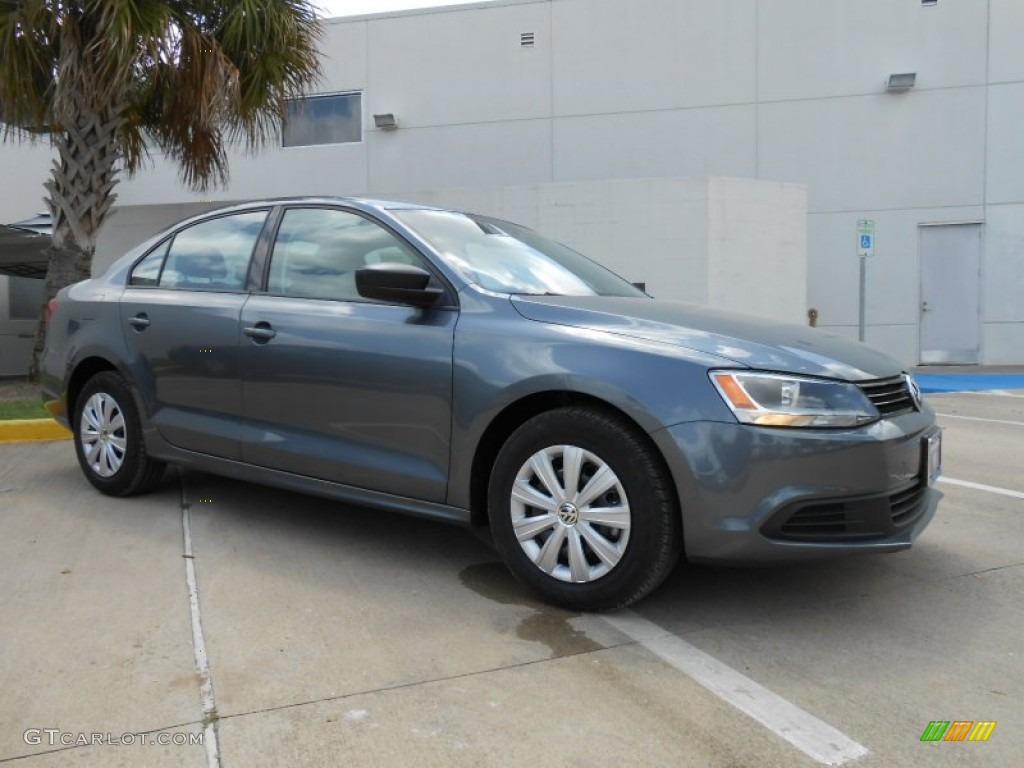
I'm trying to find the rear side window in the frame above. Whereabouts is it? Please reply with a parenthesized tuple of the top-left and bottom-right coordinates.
(267, 208, 425, 302)
(130, 211, 267, 291)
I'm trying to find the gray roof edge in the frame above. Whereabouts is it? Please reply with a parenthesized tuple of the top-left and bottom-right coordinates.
(322, 0, 547, 25)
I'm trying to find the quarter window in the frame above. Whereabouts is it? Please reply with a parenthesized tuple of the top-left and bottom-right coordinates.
(158, 212, 267, 291)
(129, 242, 168, 286)
(282, 93, 362, 147)
(268, 208, 424, 302)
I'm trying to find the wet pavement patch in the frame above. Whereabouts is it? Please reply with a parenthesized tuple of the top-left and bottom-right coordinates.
(458, 562, 603, 657)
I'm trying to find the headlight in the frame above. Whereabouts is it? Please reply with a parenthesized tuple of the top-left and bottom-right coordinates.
(710, 371, 879, 428)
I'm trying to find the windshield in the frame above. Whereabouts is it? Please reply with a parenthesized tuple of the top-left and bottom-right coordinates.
(391, 209, 647, 297)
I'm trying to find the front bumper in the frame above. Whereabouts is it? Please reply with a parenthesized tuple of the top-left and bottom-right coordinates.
(652, 409, 942, 564)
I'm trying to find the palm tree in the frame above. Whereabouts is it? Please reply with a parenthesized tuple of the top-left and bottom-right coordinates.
(0, 1, 323, 378)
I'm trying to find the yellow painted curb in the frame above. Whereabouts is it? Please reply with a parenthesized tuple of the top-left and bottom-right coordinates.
(0, 418, 72, 443)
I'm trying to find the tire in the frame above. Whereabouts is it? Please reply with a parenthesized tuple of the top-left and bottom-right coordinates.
(72, 372, 165, 496)
(488, 407, 681, 611)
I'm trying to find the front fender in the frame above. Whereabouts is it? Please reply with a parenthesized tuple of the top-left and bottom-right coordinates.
(446, 301, 737, 509)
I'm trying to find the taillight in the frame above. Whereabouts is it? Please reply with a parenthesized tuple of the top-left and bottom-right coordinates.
(46, 297, 57, 325)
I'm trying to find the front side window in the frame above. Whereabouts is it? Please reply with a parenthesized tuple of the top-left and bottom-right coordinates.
(158, 211, 267, 291)
(267, 208, 424, 302)
(282, 92, 362, 147)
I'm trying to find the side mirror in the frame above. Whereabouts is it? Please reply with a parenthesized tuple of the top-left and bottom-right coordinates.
(355, 262, 444, 308)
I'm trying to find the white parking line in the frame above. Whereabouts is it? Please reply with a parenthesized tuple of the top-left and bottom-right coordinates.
(181, 479, 221, 768)
(938, 476, 1024, 500)
(937, 413, 1024, 427)
(944, 389, 1024, 398)
(603, 612, 870, 766)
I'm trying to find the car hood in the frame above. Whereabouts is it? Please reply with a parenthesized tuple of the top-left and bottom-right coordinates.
(511, 295, 905, 381)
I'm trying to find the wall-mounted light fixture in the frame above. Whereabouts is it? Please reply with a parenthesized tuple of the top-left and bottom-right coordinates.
(373, 113, 399, 130)
(886, 72, 917, 92)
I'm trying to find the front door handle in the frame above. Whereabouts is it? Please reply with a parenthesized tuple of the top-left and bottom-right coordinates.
(243, 322, 276, 342)
(128, 313, 150, 330)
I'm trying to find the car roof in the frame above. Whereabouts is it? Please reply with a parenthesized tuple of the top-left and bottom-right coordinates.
(207, 196, 444, 215)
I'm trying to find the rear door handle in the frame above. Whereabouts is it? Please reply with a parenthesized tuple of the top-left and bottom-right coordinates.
(128, 313, 150, 330)
(243, 322, 276, 342)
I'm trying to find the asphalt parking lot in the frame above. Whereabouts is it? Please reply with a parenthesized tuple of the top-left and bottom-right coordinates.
(1, 389, 1021, 767)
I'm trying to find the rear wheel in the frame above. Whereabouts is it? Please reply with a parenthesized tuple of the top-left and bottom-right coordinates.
(488, 407, 681, 611)
(73, 372, 165, 496)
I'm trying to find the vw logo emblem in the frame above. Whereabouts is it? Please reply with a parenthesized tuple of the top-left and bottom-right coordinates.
(905, 374, 923, 410)
(557, 502, 580, 526)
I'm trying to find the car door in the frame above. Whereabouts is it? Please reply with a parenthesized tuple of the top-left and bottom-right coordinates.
(238, 206, 457, 502)
(120, 209, 270, 459)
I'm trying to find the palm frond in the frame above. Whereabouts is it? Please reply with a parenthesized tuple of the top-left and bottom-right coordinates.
(0, 0, 59, 134)
(1, 1, 322, 190)
(214, 0, 323, 147)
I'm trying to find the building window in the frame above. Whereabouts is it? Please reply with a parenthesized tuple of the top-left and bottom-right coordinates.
(282, 92, 362, 147)
(8, 276, 44, 319)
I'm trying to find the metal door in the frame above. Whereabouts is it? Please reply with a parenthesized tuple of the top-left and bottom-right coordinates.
(119, 209, 270, 459)
(919, 224, 981, 364)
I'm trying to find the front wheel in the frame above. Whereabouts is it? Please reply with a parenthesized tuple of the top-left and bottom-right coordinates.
(488, 407, 681, 611)
(73, 372, 165, 496)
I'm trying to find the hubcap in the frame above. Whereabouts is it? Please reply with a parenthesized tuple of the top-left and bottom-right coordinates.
(509, 445, 631, 584)
(79, 393, 127, 478)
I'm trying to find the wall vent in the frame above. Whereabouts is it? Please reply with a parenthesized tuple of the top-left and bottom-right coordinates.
(520, 32, 535, 48)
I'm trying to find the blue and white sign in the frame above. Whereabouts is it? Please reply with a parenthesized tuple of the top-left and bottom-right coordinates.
(857, 219, 876, 258)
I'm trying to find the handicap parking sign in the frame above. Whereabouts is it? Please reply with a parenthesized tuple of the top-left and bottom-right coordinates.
(857, 220, 875, 257)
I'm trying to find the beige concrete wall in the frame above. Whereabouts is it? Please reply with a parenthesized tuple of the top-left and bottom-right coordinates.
(93, 202, 241, 275)
(385, 176, 807, 324)
(98, 175, 808, 323)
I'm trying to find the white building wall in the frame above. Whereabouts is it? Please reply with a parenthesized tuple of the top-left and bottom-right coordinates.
(0, 139, 52, 220)
(983, 0, 1024, 363)
(756, 0, 988, 101)
(92, 0, 1024, 365)
(551, 0, 757, 114)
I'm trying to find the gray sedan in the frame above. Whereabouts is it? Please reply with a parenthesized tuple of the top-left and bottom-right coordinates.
(41, 197, 942, 610)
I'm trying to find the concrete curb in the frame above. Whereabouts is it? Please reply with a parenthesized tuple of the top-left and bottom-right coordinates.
(0, 419, 72, 443)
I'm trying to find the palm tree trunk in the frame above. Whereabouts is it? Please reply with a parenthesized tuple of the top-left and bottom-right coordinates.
(28, 106, 123, 381)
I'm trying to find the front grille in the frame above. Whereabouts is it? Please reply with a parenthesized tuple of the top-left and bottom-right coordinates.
(766, 480, 929, 542)
(857, 375, 916, 417)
